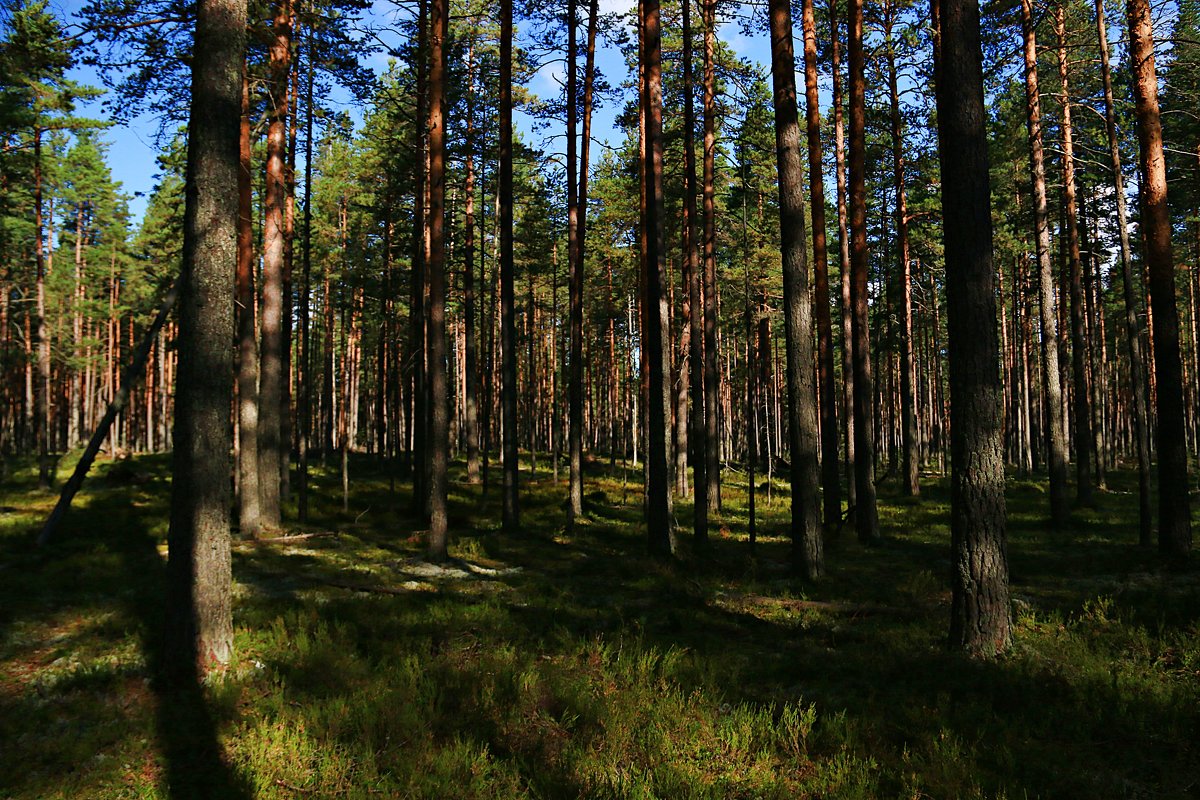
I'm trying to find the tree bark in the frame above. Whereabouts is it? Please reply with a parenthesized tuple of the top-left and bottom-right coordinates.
(643, 0, 676, 557)
(1054, 2, 1094, 508)
(830, 0, 855, 514)
(258, 0, 293, 528)
(801, 0, 841, 525)
(500, 0, 520, 533)
(1126, 0, 1192, 559)
(702, 0, 720, 513)
(567, 0, 584, 524)
(464, 44, 480, 485)
(932, 0, 1012, 655)
(848, 0, 879, 541)
(770, 0, 824, 579)
(683, 0, 707, 544)
(1095, 0, 1151, 544)
(427, 0, 449, 561)
(165, 0, 243, 679)
(1019, 0, 1070, 526)
(33, 130, 50, 489)
(236, 62, 261, 538)
(884, 1, 919, 497)
(298, 28, 314, 523)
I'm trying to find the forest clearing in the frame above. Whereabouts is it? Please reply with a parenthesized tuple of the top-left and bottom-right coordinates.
(3, 453, 1199, 798)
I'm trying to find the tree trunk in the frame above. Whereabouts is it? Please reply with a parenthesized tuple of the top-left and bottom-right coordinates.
(682, 0, 706, 543)
(236, 62, 261, 538)
(464, 44, 481, 485)
(1019, 0, 1069, 525)
(258, 0, 292, 527)
(298, 29, 314, 523)
(830, 0, 855, 513)
(33, 130, 51, 489)
(643, 0, 676, 557)
(165, 0, 242, 679)
(1096, 0, 1151, 544)
(848, 0, 879, 541)
(500, 0, 520, 533)
(427, 0, 449, 561)
(884, 1, 919, 497)
(932, 0, 1012, 655)
(1126, 0, 1192, 559)
(567, 0, 584, 524)
(802, 0, 841, 525)
(702, 0, 720, 514)
(410, 0, 429, 515)
(769, 0, 823, 579)
(1055, 2, 1094, 508)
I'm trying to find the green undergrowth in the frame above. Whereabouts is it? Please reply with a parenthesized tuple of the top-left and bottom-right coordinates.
(1, 451, 1197, 798)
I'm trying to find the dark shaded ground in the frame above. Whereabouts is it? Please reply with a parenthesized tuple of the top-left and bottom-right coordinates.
(1, 452, 1197, 798)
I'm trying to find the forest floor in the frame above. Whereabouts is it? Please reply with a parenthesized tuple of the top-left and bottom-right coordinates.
(1, 452, 1198, 799)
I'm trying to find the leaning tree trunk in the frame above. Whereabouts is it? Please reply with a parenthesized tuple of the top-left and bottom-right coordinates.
(1019, 0, 1070, 526)
(165, 0, 243, 679)
(932, 0, 1012, 656)
(848, 0, 879, 542)
(1126, 0, 1192, 559)
(769, 0, 824, 579)
(802, 0, 841, 527)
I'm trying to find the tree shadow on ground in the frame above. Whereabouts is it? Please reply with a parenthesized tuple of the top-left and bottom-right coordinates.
(0, 458, 250, 799)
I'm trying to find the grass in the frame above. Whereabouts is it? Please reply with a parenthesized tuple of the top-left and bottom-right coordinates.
(1, 450, 1198, 798)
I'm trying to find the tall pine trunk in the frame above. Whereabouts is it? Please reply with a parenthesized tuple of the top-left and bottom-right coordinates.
(830, 0, 855, 514)
(567, 0, 584, 524)
(258, 0, 293, 527)
(683, 0, 707, 544)
(427, 0, 449, 561)
(298, 28, 314, 523)
(701, 0, 720, 513)
(884, 1, 919, 498)
(643, 0, 676, 557)
(769, 0, 824, 579)
(848, 0, 879, 541)
(802, 0, 841, 526)
(236, 62, 261, 537)
(1019, 0, 1069, 526)
(1055, 3, 1094, 507)
(464, 44, 481, 484)
(165, 0, 243, 678)
(500, 0, 520, 533)
(1126, 0, 1192, 558)
(1095, 0, 1151, 544)
(932, 0, 1012, 655)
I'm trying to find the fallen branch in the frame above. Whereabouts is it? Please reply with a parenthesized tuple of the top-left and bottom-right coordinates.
(37, 277, 180, 547)
(254, 531, 340, 544)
